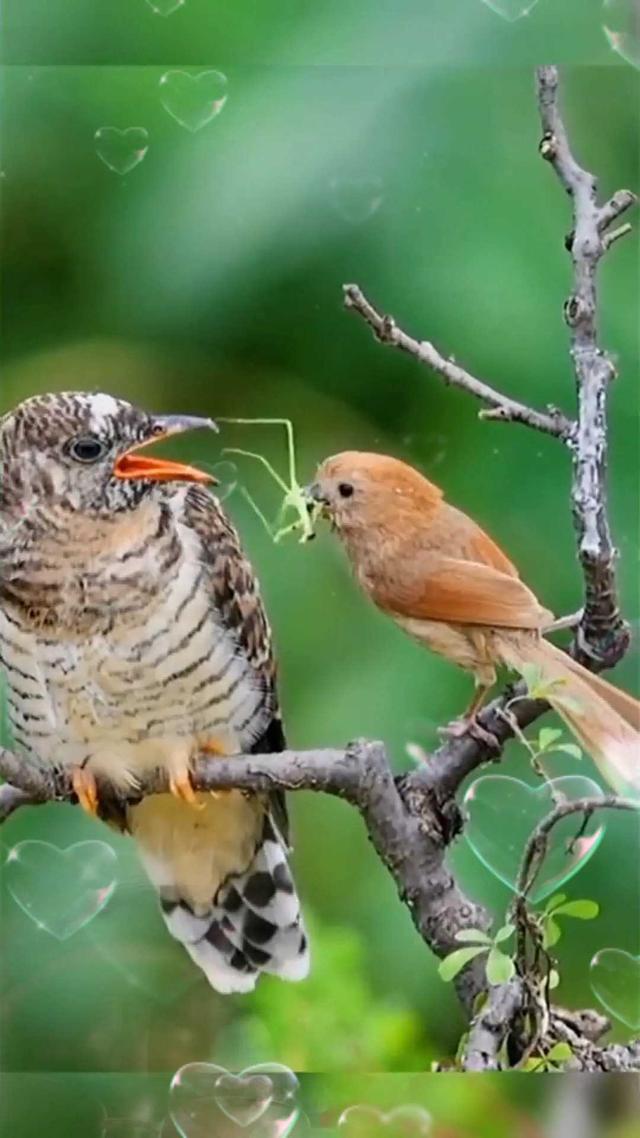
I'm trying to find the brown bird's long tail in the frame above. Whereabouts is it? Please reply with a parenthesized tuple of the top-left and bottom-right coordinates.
(495, 635, 640, 799)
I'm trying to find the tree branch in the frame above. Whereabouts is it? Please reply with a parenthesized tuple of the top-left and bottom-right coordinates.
(516, 795, 639, 900)
(343, 283, 574, 441)
(462, 980, 524, 1072)
(460, 797, 640, 1071)
(536, 64, 636, 668)
(0, 740, 492, 1011)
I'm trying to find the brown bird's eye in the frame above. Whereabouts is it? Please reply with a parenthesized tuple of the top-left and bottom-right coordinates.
(66, 435, 107, 464)
(338, 482, 354, 498)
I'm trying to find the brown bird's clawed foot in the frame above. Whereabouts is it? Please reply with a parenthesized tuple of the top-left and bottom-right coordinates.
(439, 717, 501, 756)
(71, 766, 99, 816)
(169, 771, 203, 809)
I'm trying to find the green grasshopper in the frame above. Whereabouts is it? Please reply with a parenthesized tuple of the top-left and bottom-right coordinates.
(217, 418, 320, 543)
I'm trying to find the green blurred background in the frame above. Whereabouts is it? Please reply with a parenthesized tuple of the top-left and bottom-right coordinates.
(0, 0, 638, 1122)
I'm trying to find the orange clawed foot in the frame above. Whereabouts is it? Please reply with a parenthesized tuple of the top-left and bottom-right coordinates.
(71, 766, 99, 816)
(198, 740, 232, 800)
(169, 770, 203, 808)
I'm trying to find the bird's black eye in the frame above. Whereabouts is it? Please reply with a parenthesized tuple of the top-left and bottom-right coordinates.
(338, 482, 354, 498)
(66, 435, 108, 464)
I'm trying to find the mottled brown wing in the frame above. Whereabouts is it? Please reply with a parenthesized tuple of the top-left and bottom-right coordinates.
(183, 486, 289, 841)
(184, 486, 276, 684)
(374, 556, 552, 630)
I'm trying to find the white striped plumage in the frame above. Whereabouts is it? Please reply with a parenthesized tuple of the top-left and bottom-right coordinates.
(1, 490, 268, 785)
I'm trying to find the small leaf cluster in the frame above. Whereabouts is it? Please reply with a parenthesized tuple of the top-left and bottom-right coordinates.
(535, 725, 582, 762)
(518, 663, 583, 715)
(539, 893, 600, 950)
(438, 924, 515, 986)
(521, 1040, 574, 1072)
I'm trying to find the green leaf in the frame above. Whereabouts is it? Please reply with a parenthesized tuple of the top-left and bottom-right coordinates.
(521, 1057, 545, 1072)
(438, 945, 486, 982)
(494, 923, 515, 944)
(542, 916, 562, 949)
(553, 899, 600, 920)
(455, 928, 493, 945)
(485, 948, 515, 986)
(547, 1041, 573, 1063)
(555, 743, 583, 760)
(544, 893, 567, 913)
(548, 969, 560, 990)
(537, 727, 562, 752)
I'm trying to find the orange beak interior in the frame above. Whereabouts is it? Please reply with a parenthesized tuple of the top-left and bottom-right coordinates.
(114, 437, 216, 485)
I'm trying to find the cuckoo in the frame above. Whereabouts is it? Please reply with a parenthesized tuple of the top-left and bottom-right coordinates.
(0, 391, 309, 992)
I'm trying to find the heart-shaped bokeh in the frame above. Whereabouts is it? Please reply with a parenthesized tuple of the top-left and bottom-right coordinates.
(4, 839, 118, 939)
(603, 0, 640, 70)
(480, 0, 539, 20)
(94, 127, 149, 175)
(590, 948, 640, 1030)
(329, 176, 384, 224)
(463, 775, 606, 902)
(159, 71, 228, 132)
(215, 1074, 274, 1127)
(338, 1106, 432, 1138)
(146, 0, 185, 15)
(170, 1063, 299, 1138)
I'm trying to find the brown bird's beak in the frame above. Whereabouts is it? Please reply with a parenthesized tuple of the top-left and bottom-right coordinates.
(303, 483, 332, 532)
(114, 415, 218, 484)
(304, 482, 329, 507)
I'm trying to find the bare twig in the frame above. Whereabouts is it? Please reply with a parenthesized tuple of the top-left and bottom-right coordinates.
(536, 65, 636, 668)
(597, 189, 637, 232)
(516, 795, 640, 901)
(343, 283, 574, 440)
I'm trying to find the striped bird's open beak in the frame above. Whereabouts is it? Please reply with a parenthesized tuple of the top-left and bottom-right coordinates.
(114, 414, 218, 484)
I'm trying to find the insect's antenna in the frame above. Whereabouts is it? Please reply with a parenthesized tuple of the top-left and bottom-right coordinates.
(218, 418, 299, 492)
(221, 448, 290, 495)
(238, 486, 277, 540)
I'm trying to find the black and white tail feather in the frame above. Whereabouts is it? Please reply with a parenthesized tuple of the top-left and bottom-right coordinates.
(160, 810, 309, 994)
(155, 719, 309, 995)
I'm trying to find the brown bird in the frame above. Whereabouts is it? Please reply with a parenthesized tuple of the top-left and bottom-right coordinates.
(308, 451, 639, 798)
(0, 392, 309, 992)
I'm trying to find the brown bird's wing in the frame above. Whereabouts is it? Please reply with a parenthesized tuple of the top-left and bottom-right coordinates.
(375, 556, 550, 630)
(434, 504, 521, 578)
(467, 525, 521, 579)
(183, 485, 288, 841)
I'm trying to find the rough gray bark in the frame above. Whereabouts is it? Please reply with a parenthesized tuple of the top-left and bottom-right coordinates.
(536, 64, 634, 668)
